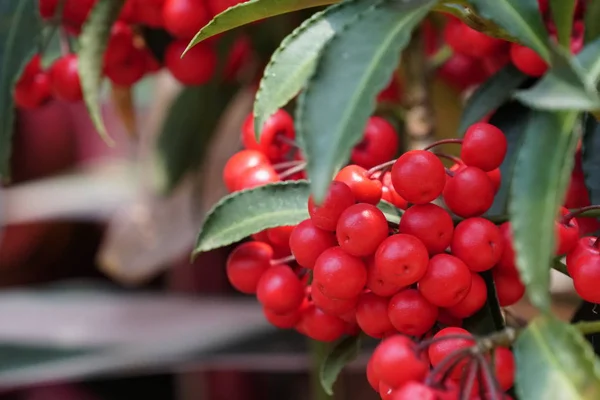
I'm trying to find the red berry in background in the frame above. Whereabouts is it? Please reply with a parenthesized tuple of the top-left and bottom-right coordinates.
(49, 54, 83, 102)
(391, 382, 438, 400)
(143, 49, 162, 73)
(129, 0, 165, 27)
(226, 241, 273, 294)
(336, 203, 389, 257)
(391, 150, 446, 204)
(366, 256, 403, 297)
(289, 219, 337, 269)
(482, 48, 511, 76)
(14, 71, 51, 109)
(372, 335, 429, 388)
(351, 117, 399, 169)
(266, 225, 294, 248)
(375, 234, 429, 287)
(497, 222, 519, 277)
(419, 254, 472, 307)
(313, 247, 367, 299)
(446, 272, 487, 318)
(334, 165, 382, 204)
(493, 270, 525, 306)
(555, 207, 579, 255)
(263, 306, 301, 329)
(308, 181, 355, 231)
(451, 218, 504, 272)
(438, 53, 488, 91)
(461, 123, 507, 172)
(256, 265, 304, 314)
(493, 347, 516, 391)
(233, 163, 279, 191)
(571, 254, 600, 303)
(510, 43, 548, 77)
(388, 288, 438, 336)
(242, 110, 295, 162)
(355, 292, 394, 338)
(379, 172, 409, 209)
(105, 48, 147, 87)
(567, 236, 600, 275)
(222, 149, 269, 192)
(399, 203, 454, 255)
(538, 0, 549, 14)
(443, 166, 495, 218)
(298, 304, 346, 342)
(487, 167, 502, 193)
(104, 21, 135, 66)
(428, 327, 475, 380)
(444, 19, 505, 59)
(163, 0, 210, 39)
(165, 40, 217, 85)
(208, 0, 244, 16)
(310, 284, 357, 316)
(366, 357, 380, 392)
(223, 36, 254, 81)
(377, 74, 403, 103)
(437, 308, 463, 328)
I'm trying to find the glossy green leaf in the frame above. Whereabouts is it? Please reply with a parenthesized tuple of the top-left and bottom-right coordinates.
(462, 271, 504, 335)
(509, 110, 579, 311)
(582, 115, 600, 207)
(0, 0, 42, 180)
(253, 0, 380, 135)
(550, 0, 576, 48)
(458, 65, 528, 135)
(470, 0, 550, 61)
(320, 335, 361, 396)
(78, 0, 125, 146)
(377, 200, 402, 225)
(193, 181, 310, 255)
(515, 315, 600, 400)
(297, 0, 435, 202)
(585, 0, 600, 44)
(185, 0, 337, 52)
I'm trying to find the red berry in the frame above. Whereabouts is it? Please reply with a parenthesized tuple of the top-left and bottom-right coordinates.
(14, 71, 51, 109)
(391, 150, 446, 204)
(366, 357, 380, 392)
(165, 40, 217, 85)
(104, 48, 147, 87)
(263, 306, 301, 329)
(379, 382, 395, 400)
(399, 204, 454, 255)
(388, 288, 438, 336)
(446, 272, 487, 318)
(104, 21, 135, 66)
(266, 225, 295, 248)
(49, 54, 83, 102)
(298, 304, 346, 342)
(355, 292, 394, 338)
(334, 165, 382, 204)
(233, 164, 280, 191)
(461, 123, 507, 172)
(256, 265, 304, 314)
(567, 236, 600, 275)
(493, 270, 525, 306)
(419, 254, 472, 307)
(444, 20, 505, 59)
(224, 36, 254, 81)
(487, 168, 502, 193)
(571, 254, 600, 303)
(375, 234, 429, 287)
(497, 222, 519, 277)
(438, 53, 488, 91)
(310, 283, 357, 316)
(308, 181, 355, 231)
(556, 207, 579, 255)
(130, 0, 165, 27)
(510, 43, 548, 77)
(242, 110, 295, 162)
(289, 219, 337, 269)
(451, 217, 504, 272)
(222, 150, 269, 192)
(492, 347, 515, 391)
(372, 335, 429, 388)
(351, 116, 399, 169)
(391, 382, 438, 400)
(538, 0, 549, 13)
(437, 308, 463, 328)
(313, 247, 367, 299)
(208, 0, 244, 16)
(163, 0, 210, 39)
(380, 172, 409, 209)
(366, 256, 403, 297)
(443, 166, 495, 218)
(226, 241, 273, 294)
(428, 327, 475, 380)
(336, 203, 389, 257)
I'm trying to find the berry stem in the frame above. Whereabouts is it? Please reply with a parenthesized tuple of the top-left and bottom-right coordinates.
(434, 152, 464, 166)
(366, 159, 397, 177)
(445, 168, 455, 178)
(574, 320, 600, 335)
(276, 135, 299, 148)
(423, 138, 463, 151)
(425, 348, 472, 386)
(270, 254, 296, 266)
(278, 163, 307, 179)
(474, 352, 502, 400)
(272, 160, 305, 171)
(428, 44, 453, 71)
(459, 359, 479, 400)
(552, 258, 570, 277)
(415, 334, 475, 352)
(561, 205, 600, 224)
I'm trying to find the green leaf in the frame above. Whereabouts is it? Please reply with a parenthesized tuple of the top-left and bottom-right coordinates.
(470, 0, 550, 61)
(320, 335, 362, 396)
(78, 0, 125, 146)
(377, 200, 402, 225)
(0, 0, 42, 181)
(550, 0, 576, 49)
(585, 0, 600, 44)
(185, 0, 337, 52)
(509, 110, 579, 311)
(253, 0, 380, 135)
(458, 65, 528, 135)
(297, 0, 436, 202)
(462, 271, 504, 335)
(582, 115, 600, 207)
(193, 181, 310, 255)
(514, 315, 600, 400)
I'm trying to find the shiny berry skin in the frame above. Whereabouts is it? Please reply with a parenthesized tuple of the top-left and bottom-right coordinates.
(14, 71, 51, 109)
(446, 272, 487, 318)
(222, 150, 269, 192)
(510, 43, 548, 77)
(256, 265, 304, 314)
(355, 292, 394, 338)
(493, 347, 515, 391)
(298, 304, 346, 342)
(567, 236, 600, 275)
(493, 270, 525, 306)
(391, 150, 446, 204)
(571, 254, 600, 303)
(232, 163, 279, 192)
(372, 335, 429, 388)
(428, 327, 475, 380)
(265, 225, 294, 248)
(461, 123, 507, 172)
(165, 40, 217, 85)
(336, 203, 388, 257)
(388, 288, 438, 336)
(380, 172, 409, 209)
(226, 241, 273, 294)
(49, 54, 83, 102)
(444, 20, 505, 59)
(310, 283, 357, 316)
(242, 110, 295, 162)
(308, 181, 355, 231)
(379, 382, 395, 400)
(313, 247, 367, 299)
(399, 204, 454, 255)
(375, 234, 429, 287)
(334, 165, 382, 204)
(289, 219, 337, 269)
(351, 116, 399, 169)
(487, 167, 502, 193)
(366, 257, 403, 297)
(419, 254, 472, 307)
(263, 306, 301, 329)
(366, 357, 380, 392)
(163, 0, 210, 39)
(104, 21, 135, 66)
(497, 222, 519, 276)
(391, 382, 438, 400)
(556, 207, 580, 255)
(451, 217, 504, 272)
(104, 48, 146, 87)
(443, 166, 495, 218)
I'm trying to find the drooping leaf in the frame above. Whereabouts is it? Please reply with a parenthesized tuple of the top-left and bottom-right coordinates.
(462, 271, 504, 335)
(514, 315, 600, 400)
(585, 0, 600, 44)
(297, 0, 436, 202)
(320, 335, 362, 396)
(254, 0, 381, 135)
(458, 65, 528, 135)
(509, 110, 579, 311)
(193, 181, 310, 255)
(185, 0, 338, 52)
(0, 0, 42, 181)
(377, 200, 402, 225)
(78, 0, 125, 145)
(469, 0, 550, 61)
(582, 115, 600, 207)
(549, 0, 576, 48)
